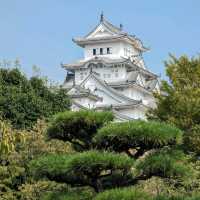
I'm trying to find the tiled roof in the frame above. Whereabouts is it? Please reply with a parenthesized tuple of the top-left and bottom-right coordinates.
(68, 85, 102, 101)
(80, 72, 142, 104)
(145, 79, 159, 91)
(62, 56, 128, 70)
(72, 16, 148, 52)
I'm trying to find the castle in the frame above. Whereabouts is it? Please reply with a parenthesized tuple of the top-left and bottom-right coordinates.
(62, 14, 159, 121)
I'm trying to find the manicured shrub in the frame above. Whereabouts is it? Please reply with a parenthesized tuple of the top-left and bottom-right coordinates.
(136, 149, 193, 179)
(93, 120, 182, 158)
(29, 150, 133, 192)
(47, 110, 114, 150)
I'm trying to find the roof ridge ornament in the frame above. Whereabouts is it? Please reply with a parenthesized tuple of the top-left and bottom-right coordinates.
(120, 24, 123, 31)
(100, 11, 104, 22)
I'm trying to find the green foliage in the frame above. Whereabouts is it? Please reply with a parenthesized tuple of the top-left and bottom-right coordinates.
(29, 150, 133, 192)
(184, 125, 200, 155)
(94, 188, 200, 200)
(94, 120, 182, 158)
(0, 120, 15, 155)
(47, 110, 114, 150)
(136, 149, 193, 179)
(0, 120, 73, 200)
(1, 56, 200, 200)
(0, 68, 70, 129)
(147, 55, 200, 154)
(19, 181, 69, 200)
(155, 195, 200, 200)
(94, 187, 152, 200)
(42, 187, 94, 200)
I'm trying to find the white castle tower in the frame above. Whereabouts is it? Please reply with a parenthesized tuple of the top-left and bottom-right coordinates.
(62, 14, 159, 121)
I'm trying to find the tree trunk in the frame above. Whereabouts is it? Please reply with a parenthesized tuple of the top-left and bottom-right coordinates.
(91, 178, 102, 193)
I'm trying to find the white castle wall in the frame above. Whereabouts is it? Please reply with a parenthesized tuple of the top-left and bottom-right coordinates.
(75, 64, 127, 85)
(84, 41, 139, 60)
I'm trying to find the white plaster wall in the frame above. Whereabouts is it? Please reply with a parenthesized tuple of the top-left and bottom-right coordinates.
(94, 65, 126, 83)
(143, 94, 156, 108)
(82, 77, 122, 105)
(75, 68, 90, 84)
(84, 42, 122, 59)
(84, 41, 139, 60)
(71, 104, 81, 111)
(119, 107, 147, 120)
(74, 97, 96, 109)
(119, 87, 144, 100)
(75, 65, 127, 85)
(120, 42, 139, 58)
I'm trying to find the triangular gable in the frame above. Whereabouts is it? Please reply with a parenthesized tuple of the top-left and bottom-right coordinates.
(153, 81, 160, 93)
(136, 73, 145, 87)
(68, 85, 102, 101)
(85, 17, 122, 39)
(68, 86, 88, 96)
(146, 78, 159, 92)
(80, 73, 141, 105)
(80, 74, 122, 104)
(86, 23, 116, 39)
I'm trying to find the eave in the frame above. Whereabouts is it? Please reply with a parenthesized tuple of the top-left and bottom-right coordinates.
(95, 101, 148, 111)
(80, 72, 142, 104)
(108, 81, 153, 95)
(70, 93, 102, 101)
(62, 56, 129, 70)
(73, 34, 148, 52)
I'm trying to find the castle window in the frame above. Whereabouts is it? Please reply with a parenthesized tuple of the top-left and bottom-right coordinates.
(107, 47, 112, 54)
(100, 48, 103, 55)
(93, 49, 96, 55)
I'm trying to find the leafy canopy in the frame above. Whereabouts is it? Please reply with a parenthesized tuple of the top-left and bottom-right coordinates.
(136, 149, 193, 179)
(94, 120, 182, 158)
(148, 55, 200, 131)
(0, 68, 70, 129)
(47, 110, 114, 150)
(29, 150, 134, 192)
(148, 55, 200, 154)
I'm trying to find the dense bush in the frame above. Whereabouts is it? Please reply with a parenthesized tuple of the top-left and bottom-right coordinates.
(148, 55, 200, 155)
(94, 187, 152, 200)
(0, 119, 73, 200)
(155, 196, 200, 200)
(136, 149, 193, 179)
(94, 188, 200, 200)
(47, 110, 114, 150)
(0, 68, 70, 129)
(94, 120, 182, 158)
(42, 188, 94, 200)
(29, 150, 133, 192)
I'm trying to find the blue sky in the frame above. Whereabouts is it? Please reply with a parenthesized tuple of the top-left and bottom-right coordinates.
(0, 0, 200, 83)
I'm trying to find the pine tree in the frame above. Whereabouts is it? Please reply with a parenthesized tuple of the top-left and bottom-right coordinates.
(29, 110, 195, 200)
